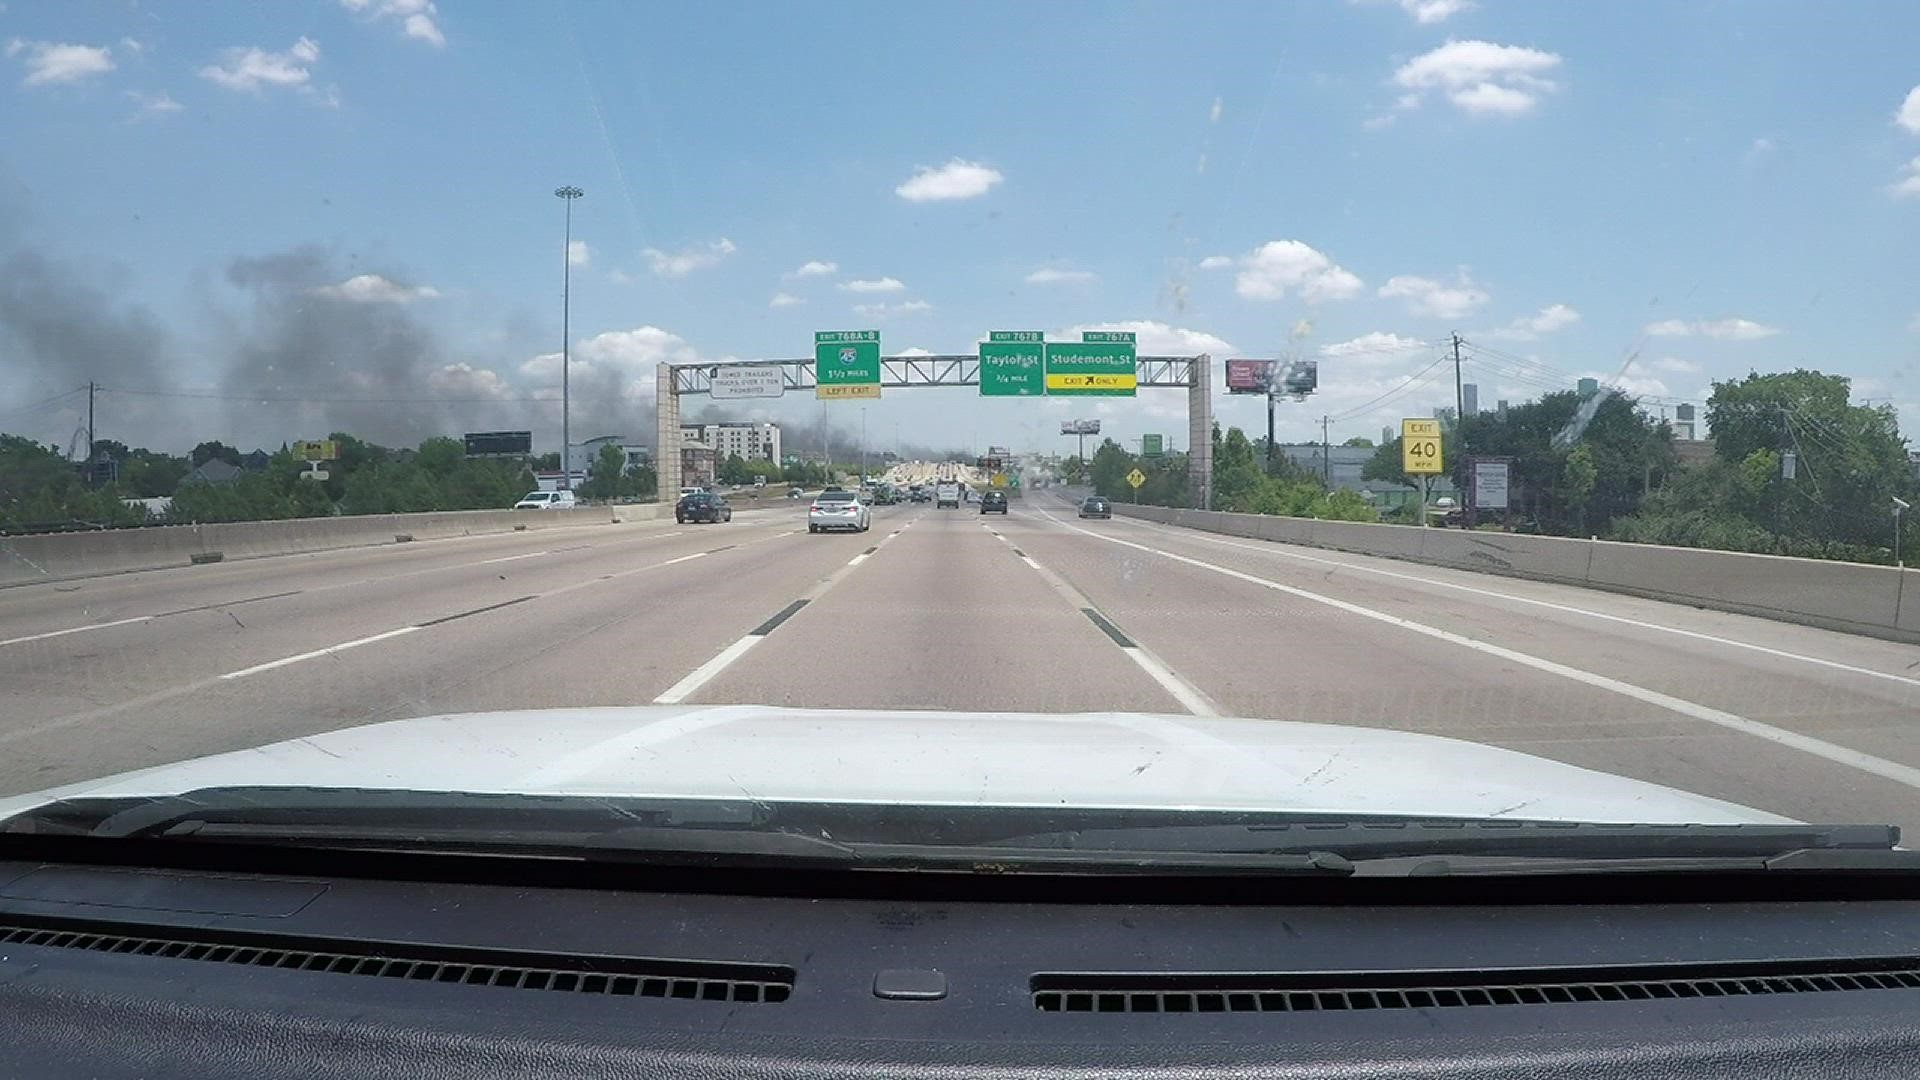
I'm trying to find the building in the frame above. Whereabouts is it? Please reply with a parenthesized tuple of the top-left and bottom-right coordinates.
(1671, 403, 1698, 441)
(180, 459, 244, 486)
(685, 422, 781, 464)
(680, 445, 717, 486)
(568, 435, 651, 473)
(1462, 383, 1479, 419)
(1276, 444, 1455, 503)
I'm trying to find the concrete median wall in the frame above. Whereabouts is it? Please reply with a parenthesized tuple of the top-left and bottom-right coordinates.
(1104, 501, 1920, 644)
(0, 503, 661, 589)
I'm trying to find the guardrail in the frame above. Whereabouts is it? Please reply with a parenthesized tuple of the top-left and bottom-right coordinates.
(0, 503, 671, 589)
(1099, 501, 1920, 644)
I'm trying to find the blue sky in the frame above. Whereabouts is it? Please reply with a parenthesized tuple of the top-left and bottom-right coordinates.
(3, 0, 1919, 455)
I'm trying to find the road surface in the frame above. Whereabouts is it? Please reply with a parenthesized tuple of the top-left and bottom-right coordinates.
(4, 494, 1919, 833)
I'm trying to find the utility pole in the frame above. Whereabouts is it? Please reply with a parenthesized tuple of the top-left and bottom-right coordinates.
(87, 379, 96, 463)
(554, 185, 584, 489)
(1321, 414, 1331, 484)
(1266, 392, 1277, 465)
(1451, 333, 1465, 428)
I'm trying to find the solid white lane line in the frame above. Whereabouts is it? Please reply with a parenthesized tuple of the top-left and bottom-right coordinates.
(0, 616, 153, 647)
(848, 554, 870, 566)
(218, 627, 420, 680)
(1124, 648, 1219, 718)
(1040, 509, 1920, 792)
(477, 551, 549, 565)
(1113, 514, 1920, 692)
(653, 635, 763, 705)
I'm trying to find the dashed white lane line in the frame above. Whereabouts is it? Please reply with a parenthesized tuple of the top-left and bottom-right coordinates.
(0, 616, 153, 647)
(991, 524, 1218, 717)
(477, 551, 549, 565)
(219, 627, 421, 680)
(1110, 514, 1920, 692)
(1037, 508, 1920, 793)
(653, 520, 911, 706)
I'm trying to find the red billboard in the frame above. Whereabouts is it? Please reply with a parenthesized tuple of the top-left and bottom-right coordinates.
(1225, 359, 1275, 394)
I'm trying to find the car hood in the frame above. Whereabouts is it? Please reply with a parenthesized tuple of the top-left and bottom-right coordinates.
(0, 706, 1790, 825)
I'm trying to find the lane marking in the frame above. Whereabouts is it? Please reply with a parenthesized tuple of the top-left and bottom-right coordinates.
(0, 616, 153, 647)
(1038, 509, 1920, 792)
(478, 551, 549, 565)
(218, 627, 420, 680)
(415, 595, 537, 628)
(151, 589, 304, 618)
(1109, 514, 1920, 692)
(1003, 535, 1218, 717)
(652, 512, 913, 706)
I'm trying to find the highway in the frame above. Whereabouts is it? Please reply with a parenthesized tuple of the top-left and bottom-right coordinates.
(4, 492, 1920, 834)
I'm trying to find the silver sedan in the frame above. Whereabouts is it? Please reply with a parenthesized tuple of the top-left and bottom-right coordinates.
(807, 491, 871, 533)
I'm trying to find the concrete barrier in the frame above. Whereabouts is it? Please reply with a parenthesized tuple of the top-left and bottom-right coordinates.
(1103, 501, 1920, 644)
(0, 503, 657, 589)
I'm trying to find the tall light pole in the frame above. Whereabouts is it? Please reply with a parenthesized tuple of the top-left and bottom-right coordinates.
(554, 185, 584, 489)
(1896, 496, 1911, 569)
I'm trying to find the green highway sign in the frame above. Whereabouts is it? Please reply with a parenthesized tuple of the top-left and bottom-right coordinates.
(1082, 330, 1136, 344)
(815, 330, 881, 400)
(979, 332, 1045, 396)
(1141, 433, 1164, 458)
(1045, 340, 1137, 396)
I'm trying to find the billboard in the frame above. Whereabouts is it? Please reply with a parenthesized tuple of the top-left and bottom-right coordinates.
(710, 364, 785, 400)
(1141, 433, 1164, 458)
(987, 445, 1011, 458)
(463, 431, 532, 457)
(292, 439, 340, 461)
(1225, 359, 1275, 394)
(1280, 360, 1318, 396)
(1059, 420, 1101, 435)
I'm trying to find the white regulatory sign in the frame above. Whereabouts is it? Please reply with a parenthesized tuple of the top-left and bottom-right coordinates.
(1472, 460, 1510, 510)
(710, 365, 786, 400)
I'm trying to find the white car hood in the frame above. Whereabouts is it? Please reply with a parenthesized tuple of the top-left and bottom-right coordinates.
(0, 706, 1790, 825)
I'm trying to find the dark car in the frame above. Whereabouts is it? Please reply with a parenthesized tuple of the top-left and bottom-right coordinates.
(675, 492, 732, 524)
(979, 490, 1009, 514)
(1078, 496, 1111, 519)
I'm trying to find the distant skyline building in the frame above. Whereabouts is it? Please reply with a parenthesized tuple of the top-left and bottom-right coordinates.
(1462, 383, 1479, 418)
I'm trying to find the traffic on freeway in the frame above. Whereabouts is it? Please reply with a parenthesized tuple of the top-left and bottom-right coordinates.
(7, 4, 1920, 1076)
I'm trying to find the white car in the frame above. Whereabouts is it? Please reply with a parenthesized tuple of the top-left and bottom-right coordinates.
(807, 490, 871, 533)
(512, 490, 577, 510)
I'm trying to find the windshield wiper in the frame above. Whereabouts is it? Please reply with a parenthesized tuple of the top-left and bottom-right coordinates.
(980, 820, 1910, 872)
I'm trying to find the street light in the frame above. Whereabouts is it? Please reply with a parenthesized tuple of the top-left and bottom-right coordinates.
(1895, 496, 1911, 569)
(554, 185, 584, 489)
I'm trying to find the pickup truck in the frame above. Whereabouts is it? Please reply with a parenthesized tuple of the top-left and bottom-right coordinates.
(513, 490, 577, 510)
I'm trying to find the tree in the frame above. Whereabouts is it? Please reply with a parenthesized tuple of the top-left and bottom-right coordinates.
(580, 443, 630, 500)
(1341, 436, 1375, 448)
(189, 441, 243, 468)
(1562, 444, 1597, 534)
(717, 453, 750, 486)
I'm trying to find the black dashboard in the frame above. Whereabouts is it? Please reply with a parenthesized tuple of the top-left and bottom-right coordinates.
(4, 842, 1920, 1079)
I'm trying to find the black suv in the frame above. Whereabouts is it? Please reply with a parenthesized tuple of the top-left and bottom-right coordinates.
(1078, 496, 1111, 519)
(979, 490, 1009, 514)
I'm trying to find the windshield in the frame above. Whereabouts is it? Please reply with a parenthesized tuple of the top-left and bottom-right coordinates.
(3, 3, 1919, 880)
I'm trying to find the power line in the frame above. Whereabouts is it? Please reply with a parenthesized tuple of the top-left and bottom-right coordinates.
(1328, 354, 1452, 422)
(0, 385, 89, 424)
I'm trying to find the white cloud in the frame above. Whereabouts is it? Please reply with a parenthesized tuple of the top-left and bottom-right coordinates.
(1485, 302, 1580, 340)
(641, 237, 736, 277)
(607, 268, 634, 285)
(119, 37, 146, 57)
(9, 40, 116, 86)
(1378, 271, 1490, 319)
(125, 90, 182, 119)
(1910, 312, 1920, 335)
(1058, 320, 1236, 356)
(789, 259, 837, 277)
(340, 0, 446, 47)
(1025, 267, 1097, 285)
(567, 240, 590, 267)
(1320, 331, 1430, 368)
(307, 274, 440, 303)
(1234, 240, 1363, 303)
(1645, 317, 1781, 340)
(1898, 85, 1920, 135)
(1209, 96, 1224, 124)
(1889, 156, 1920, 199)
(769, 291, 802, 308)
(521, 325, 702, 386)
(427, 362, 510, 399)
(1196, 255, 1233, 270)
(199, 37, 321, 95)
(1631, 357, 1701, 375)
(1392, 39, 1563, 117)
(840, 276, 906, 294)
(895, 346, 933, 357)
(894, 158, 1004, 202)
(1399, 0, 1475, 22)
(852, 299, 932, 319)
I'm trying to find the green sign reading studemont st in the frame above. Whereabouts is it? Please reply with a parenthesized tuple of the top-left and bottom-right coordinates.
(979, 331, 1045, 396)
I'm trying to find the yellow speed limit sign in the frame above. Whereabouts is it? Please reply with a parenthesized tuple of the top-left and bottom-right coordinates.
(1401, 418, 1443, 475)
